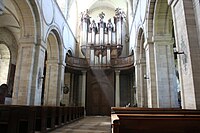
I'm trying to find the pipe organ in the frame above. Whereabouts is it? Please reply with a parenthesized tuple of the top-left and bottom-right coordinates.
(80, 8, 126, 66)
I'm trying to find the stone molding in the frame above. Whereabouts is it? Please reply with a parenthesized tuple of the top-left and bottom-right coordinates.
(42, 0, 54, 25)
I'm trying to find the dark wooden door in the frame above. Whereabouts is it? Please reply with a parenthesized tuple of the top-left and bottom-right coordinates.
(86, 69, 114, 116)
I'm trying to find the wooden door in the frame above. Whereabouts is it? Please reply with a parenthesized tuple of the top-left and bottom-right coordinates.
(86, 69, 114, 116)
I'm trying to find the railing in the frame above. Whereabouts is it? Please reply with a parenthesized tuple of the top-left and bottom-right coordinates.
(66, 54, 134, 70)
(111, 54, 134, 68)
(66, 55, 89, 70)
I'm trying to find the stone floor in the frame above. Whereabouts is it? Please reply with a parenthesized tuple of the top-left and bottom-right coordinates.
(50, 116, 111, 133)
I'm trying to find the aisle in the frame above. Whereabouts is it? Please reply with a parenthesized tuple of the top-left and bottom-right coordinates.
(50, 116, 111, 133)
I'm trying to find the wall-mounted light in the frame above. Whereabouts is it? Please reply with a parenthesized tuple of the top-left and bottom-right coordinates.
(63, 84, 69, 94)
(173, 48, 184, 55)
(144, 74, 149, 79)
(38, 76, 44, 80)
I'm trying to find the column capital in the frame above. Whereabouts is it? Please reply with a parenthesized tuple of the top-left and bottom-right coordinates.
(58, 62, 66, 67)
(144, 38, 154, 50)
(46, 59, 59, 65)
(153, 35, 174, 45)
(153, 34, 174, 42)
(115, 70, 120, 74)
(82, 70, 87, 74)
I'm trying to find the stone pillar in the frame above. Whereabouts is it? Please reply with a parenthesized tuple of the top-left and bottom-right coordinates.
(12, 42, 35, 105)
(43, 59, 59, 106)
(135, 60, 141, 107)
(115, 70, 120, 107)
(154, 35, 179, 108)
(135, 59, 148, 107)
(81, 71, 86, 112)
(139, 59, 148, 107)
(144, 40, 157, 108)
(63, 73, 70, 106)
(170, 0, 200, 109)
(57, 61, 65, 106)
(31, 43, 46, 105)
(69, 74, 74, 106)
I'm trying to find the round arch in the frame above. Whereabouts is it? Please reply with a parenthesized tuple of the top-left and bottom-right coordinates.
(150, 0, 179, 108)
(0, 28, 18, 99)
(135, 27, 148, 107)
(0, 44, 10, 85)
(42, 28, 64, 106)
(11, 0, 36, 41)
(146, 0, 156, 40)
(153, 0, 173, 36)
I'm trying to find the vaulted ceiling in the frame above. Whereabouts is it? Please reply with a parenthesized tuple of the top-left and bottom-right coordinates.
(76, 0, 128, 22)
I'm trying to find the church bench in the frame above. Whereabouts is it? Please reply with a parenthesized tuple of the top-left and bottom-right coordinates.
(0, 105, 84, 133)
(55, 107, 62, 126)
(0, 105, 11, 133)
(111, 107, 200, 133)
(0, 105, 36, 133)
(70, 107, 76, 120)
(35, 106, 47, 132)
(64, 107, 72, 123)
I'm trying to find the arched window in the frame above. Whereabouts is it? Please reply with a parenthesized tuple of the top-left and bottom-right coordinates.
(0, 44, 10, 85)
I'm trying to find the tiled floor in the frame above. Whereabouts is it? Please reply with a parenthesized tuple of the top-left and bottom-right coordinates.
(50, 116, 111, 133)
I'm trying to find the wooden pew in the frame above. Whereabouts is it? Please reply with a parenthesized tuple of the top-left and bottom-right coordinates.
(0, 105, 84, 133)
(35, 106, 48, 132)
(111, 107, 200, 133)
(55, 106, 62, 126)
(0, 105, 36, 133)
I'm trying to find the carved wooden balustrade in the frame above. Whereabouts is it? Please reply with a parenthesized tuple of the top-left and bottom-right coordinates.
(66, 55, 89, 70)
(66, 54, 134, 70)
(111, 54, 134, 69)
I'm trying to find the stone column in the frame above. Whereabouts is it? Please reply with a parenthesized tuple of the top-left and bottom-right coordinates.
(135, 59, 147, 107)
(144, 40, 157, 108)
(43, 59, 59, 106)
(115, 70, 120, 107)
(31, 42, 46, 105)
(63, 73, 70, 106)
(57, 61, 65, 106)
(69, 74, 74, 106)
(81, 71, 86, 111)
(12, 42, 35, 105)
(170, 0, 200, 109)
(139, 59, 148, 107)
(154, 35, 179, 108)
(135, 60, 141, 107)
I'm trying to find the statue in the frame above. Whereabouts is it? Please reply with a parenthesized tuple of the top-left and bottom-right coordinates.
(90, 20, 97, 33)
(99, 12, 105, 22)
(115, 8, 126, 19)
(81, 9, 91, 22)
(107, 18, 113, 31)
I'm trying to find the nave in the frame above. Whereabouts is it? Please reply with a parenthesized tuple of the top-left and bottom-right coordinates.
(49, 116, 111, 133)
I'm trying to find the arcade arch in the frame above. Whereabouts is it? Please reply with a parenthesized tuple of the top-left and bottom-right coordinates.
(0, 44, 10, 85)
(42, 30, 64, 106)
(135, 28, 147, 107)
(151, 0, 178, 108)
